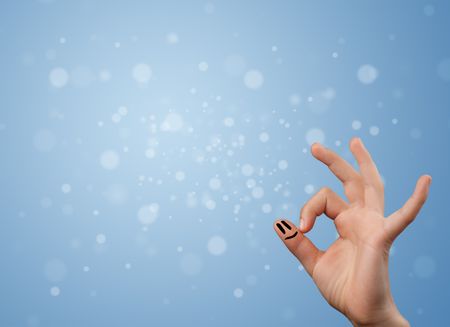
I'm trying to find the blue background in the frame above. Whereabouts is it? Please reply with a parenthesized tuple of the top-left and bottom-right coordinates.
(0, 0, 449, 326)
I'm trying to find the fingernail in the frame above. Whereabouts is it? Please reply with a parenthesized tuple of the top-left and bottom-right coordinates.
(299, 219, 304, 231)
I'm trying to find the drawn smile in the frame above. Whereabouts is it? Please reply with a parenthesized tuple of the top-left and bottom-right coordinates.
(284, 231, 298, 240)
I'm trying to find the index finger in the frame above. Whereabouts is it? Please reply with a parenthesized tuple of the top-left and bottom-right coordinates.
(311, 143, 363, 203)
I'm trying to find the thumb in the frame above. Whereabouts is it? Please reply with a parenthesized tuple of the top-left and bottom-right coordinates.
(274, 219, 322, 276)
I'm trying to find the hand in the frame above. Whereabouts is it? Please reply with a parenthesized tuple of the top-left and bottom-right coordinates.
(273, 138, 431, 326)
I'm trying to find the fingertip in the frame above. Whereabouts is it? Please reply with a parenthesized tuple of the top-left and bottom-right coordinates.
(417, 175, 432, 188)
(273, 218, 291, 233)
(299, 218, 305, 232)
(311, 142, 322, 156)
(349, 137, 361, 151)
(299, 226, 309, 234)
(273, 219, 301, 243)
(420, 175, 432, 196)
(273, 219, 283, 232)
(311, 143, 326, 160)
(299, 216, 311, 233)
(411, 176, 432, 203)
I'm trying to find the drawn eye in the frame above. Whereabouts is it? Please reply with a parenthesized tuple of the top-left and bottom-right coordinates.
(276, 222, 286, 234)
(281, 220, 291, 230)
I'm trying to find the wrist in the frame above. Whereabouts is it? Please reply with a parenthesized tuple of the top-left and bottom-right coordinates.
(351, 308, 409, 327)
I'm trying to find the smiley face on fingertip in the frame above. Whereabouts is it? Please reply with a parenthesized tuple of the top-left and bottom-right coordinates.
(276, 220, 299, 240)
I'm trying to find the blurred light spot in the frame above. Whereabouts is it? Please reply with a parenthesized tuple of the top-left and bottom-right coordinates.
(132, 63, 152, 83)
(259, 132, 270, 143)
(305, 128, 325, 145)
(224, 54, 246, 77)
(99, 70, 112, 82)
(61, 184, 71, 194)
(70, 66, 95, 87)
(33, 129, 56, 152)
(307, 88, 335, 114)
(62, 204, 74, 216)
(410, 128, 422, 140)
(100, 150, 120, 170)
(369, 126, 380, 136)
(241, 164, 254, 176)
(145, 148, 156, 158)
(204, 2, 215, 14)
(262, 203, 272, 213)
(289, 94, 301, 106)
(233, 288, 244, 298)
(278, 160, 288, 170)
(352, 120, 362, 130)
(40, 197, 53, 209)
(44, 259, 67, 282)
(166, 32, 179, 45)
(180, 253, 203, 275)
(252, 186, 264, 199)
(50, 286, 60, 297)
(198, 61, 209, 72)
(160, 113, 183, 132)
(49, 67, 69, 88)
(104, 184, 128, 205)
(204, 198, 216, 210)
(118, 106, 128, 116)
(96, 233, 106, 244)
(137, 203, 159, 225)
(304, 184, 315, 194)
(175, 171, 186, 181)
(209, 177, 222, 190)
(223, 117, 235, 127)
(244, 70, 264, 89)
(413, 255, 436, 278)
(246, 179, 256, 188)
(357, 64, 378, 84)
(207, 235, 227, 255)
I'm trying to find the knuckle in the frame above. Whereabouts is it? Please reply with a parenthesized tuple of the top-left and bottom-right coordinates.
(319, 187, 332, 196)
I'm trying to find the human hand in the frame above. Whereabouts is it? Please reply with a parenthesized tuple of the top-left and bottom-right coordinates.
(274, 138, 431, 326)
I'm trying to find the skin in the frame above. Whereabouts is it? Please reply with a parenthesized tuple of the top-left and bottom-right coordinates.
(274, 138, 431, 327)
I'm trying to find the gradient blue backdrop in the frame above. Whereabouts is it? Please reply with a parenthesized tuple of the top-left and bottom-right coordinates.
(0, 0, 449, 326)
